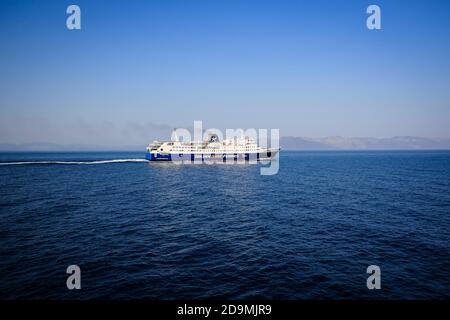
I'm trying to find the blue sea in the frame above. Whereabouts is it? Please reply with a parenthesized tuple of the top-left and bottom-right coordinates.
(0, 151, 449, 299)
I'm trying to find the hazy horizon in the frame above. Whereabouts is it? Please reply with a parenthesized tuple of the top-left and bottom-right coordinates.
(1, 120, 450, 148)
(1, 0, 450, 145)
(2, 134, 450, 152)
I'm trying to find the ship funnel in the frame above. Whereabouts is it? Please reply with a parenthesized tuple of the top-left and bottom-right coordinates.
(207, 133, 219, 143)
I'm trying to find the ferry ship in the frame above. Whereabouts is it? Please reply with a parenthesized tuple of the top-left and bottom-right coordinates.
(146, 133, 279, 162)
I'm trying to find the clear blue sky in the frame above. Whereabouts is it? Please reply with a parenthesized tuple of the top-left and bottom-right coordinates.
(1, 0, 450, 145)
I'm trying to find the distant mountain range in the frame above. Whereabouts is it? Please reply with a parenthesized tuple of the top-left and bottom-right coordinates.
(281, 136, 450, 150)
(1, 136, 450, 151)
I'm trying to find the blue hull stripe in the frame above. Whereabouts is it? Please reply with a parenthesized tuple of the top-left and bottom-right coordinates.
(146, 152, 272, 161)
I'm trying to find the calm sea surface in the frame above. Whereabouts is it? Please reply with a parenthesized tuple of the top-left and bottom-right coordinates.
(0, 151, 449, 299)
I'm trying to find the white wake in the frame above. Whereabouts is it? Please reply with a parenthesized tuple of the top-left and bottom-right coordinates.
(0, 159, 149, 166)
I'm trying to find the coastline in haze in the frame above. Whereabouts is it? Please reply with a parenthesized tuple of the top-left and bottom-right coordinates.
(1, 136, 450, 152)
